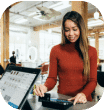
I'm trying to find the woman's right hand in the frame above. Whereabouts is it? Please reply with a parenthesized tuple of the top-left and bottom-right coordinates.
(33, 84, 48, 97)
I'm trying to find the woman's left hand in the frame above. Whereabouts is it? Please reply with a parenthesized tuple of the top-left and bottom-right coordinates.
(68, 93, 87, 105)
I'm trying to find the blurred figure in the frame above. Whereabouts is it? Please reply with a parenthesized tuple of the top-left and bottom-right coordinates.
(0, 64, 4, 78)
(10, 51, 16, 64)
(5, 51, 16, 70)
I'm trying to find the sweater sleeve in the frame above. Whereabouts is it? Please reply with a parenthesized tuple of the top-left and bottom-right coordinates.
(44, 46, 58, 91)
(81, 47, 97, 98)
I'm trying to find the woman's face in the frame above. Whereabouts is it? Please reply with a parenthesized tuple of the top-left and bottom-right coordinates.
(64, 20, 80, 43)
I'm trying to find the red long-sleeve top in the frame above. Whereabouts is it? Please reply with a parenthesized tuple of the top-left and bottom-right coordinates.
(44, 43, 97, 101)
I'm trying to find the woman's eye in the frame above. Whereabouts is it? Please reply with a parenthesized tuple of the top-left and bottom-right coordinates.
(65, 30, 69, 32)
(73, 29, 77, 31)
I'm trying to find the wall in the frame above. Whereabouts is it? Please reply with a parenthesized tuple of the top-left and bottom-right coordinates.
(89, 38, 104, 60)
(99, 38, 104, 59)
(39, 31, 61, 62)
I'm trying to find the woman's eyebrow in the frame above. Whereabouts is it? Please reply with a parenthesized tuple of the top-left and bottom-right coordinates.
(72, 26, 78, 28)
(65, 26, 78, 29)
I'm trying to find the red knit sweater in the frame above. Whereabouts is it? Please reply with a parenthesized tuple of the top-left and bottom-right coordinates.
(44, 43, 97, 101)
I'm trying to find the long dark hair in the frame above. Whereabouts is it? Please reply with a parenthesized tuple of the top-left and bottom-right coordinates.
(61, 11, 90, 81)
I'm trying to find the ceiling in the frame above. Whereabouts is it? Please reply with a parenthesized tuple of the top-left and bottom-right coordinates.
(9, 1, 104, 34)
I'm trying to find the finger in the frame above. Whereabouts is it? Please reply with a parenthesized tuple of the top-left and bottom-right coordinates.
(40, 85, 45, 97)
(73, 95, 81, 105)
(36, 86, 42, 97)
(73, 98, 79, 105)
(68, 97, 75, 101)
(38, 86, 44, 97)
(39, 85, 47, 97)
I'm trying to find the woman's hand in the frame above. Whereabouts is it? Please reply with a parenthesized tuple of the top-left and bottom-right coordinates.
(68, 93, 87, 105)
(33, 84, 48, 97)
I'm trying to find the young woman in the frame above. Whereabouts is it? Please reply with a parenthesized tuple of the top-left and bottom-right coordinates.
(34, 11, 97, 105)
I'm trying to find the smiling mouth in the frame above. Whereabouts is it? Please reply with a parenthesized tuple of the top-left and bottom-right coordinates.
(69, 37, 75, 40)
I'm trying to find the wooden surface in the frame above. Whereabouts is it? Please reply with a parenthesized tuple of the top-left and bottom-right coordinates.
(95, 32, 99, 63)
(1, 8, 9, 69)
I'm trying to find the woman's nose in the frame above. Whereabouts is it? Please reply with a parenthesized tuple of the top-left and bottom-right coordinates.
(69, 30, 74, 35)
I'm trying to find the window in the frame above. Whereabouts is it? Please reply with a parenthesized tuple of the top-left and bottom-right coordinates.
(39, 31, 61, 62)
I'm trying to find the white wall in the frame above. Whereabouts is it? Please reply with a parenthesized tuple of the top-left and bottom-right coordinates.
(39, 31, 61, 62)
(89, 38, 104, 60)
(99, 38, 104, 59)
(89, 38, 95, 47)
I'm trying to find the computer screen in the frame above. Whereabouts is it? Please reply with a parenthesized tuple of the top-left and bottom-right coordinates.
(0, 66, 41, 109)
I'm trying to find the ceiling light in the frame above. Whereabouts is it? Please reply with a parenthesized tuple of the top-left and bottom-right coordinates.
(48, 29, 52, 33)
(100, 32, 104, 34)
(94, 11, 99, 19)
(90, 33, 95, 35)
(94, 7, 99, 19)
(15, 18, 28, 24)
(88, 19, 104, 27)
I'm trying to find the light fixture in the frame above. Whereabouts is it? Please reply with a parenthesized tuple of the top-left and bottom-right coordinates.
(15, 18, 28, 24)
(88, 19, 103, 27)
(90, 33, 95, 35)
(48, 29, 52, 33)
(100, 32, 104, 34)
(94, 10, 99, 19)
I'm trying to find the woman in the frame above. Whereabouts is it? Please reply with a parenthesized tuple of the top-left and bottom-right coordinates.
(34, 11, 97, 105)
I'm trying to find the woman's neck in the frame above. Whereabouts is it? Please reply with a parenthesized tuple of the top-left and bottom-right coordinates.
(67, 42, 76, 46)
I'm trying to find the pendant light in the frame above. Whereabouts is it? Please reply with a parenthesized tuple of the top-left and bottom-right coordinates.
(94, 9, 99, 19)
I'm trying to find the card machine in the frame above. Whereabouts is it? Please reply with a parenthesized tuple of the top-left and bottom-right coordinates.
(38, 93, 73, 110)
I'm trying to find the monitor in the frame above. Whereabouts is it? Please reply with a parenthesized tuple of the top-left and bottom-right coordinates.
(0, 65, 41, 109)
